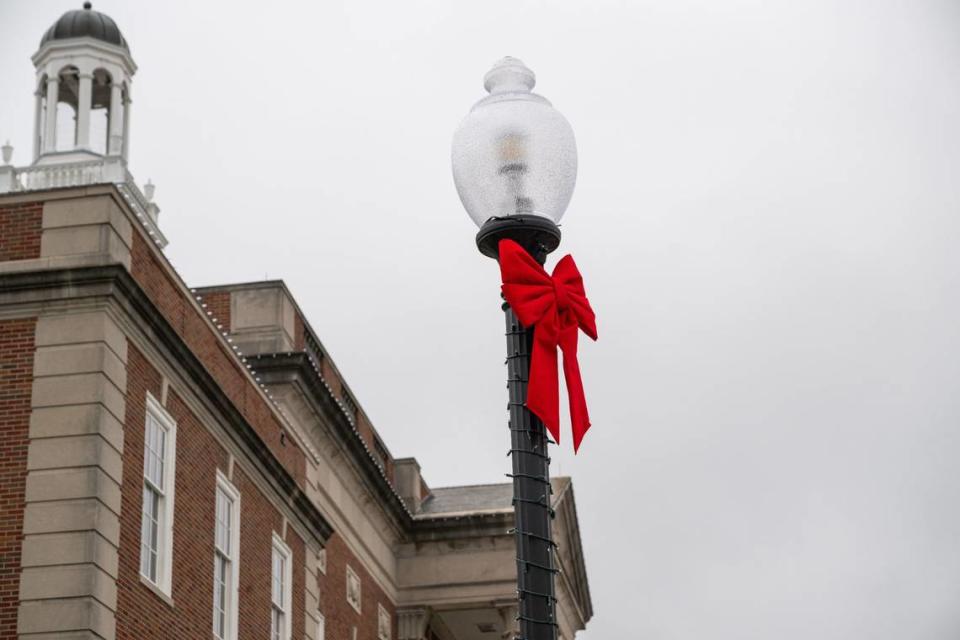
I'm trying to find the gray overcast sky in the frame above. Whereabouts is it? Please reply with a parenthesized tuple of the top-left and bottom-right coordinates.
(3, 1, 960, 637)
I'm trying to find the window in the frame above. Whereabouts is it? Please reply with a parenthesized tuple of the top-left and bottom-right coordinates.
(317, 548, 327, 575)
(346, 564, 361, 613)
(140, 394, 177, 594)
(316, 612, 325, 640)
(271, 534, 293, 640)
(213, 472, 240, 640)
(377, 603, 391, 640)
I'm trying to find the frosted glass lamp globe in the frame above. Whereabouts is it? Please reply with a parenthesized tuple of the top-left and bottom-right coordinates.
(451, 57, 577, 228)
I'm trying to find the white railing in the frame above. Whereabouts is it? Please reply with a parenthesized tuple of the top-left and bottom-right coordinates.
(0, 157, 168, 248)
(13, 160, 109, 191)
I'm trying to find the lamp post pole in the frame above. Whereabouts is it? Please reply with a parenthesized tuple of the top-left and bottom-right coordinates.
(505, 302, 557, 640)
(452, 58, 577, 640)
(482, 216, 563, 640)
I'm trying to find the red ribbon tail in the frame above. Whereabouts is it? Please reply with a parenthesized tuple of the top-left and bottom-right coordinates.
(526, 332, 561, 446)
(561, 336, 591, 453)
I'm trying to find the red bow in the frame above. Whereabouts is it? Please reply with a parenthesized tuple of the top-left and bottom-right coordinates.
(498, 239, 598, 452)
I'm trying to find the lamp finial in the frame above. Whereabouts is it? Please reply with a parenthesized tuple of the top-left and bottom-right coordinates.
(484, 57, 536, 95)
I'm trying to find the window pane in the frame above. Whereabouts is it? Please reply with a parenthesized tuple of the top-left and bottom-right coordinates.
(278, 554, 284, 601)
(215, 489, 232, 555)
(140, 485, 160, 581)
(214, 492, 222, 549)
(224, 496, 231, 553)
(271, 548, 284, 606)
(271, 540, 290, 639)
(156, 419, 166, 468)
(271, 608, 282, 640)
(271, 552, 278, 603)
(143, 415, 166, 490)
(139, 525, 151, 578)
(213, 553, 227, 638)
(143, 419, 155, 482)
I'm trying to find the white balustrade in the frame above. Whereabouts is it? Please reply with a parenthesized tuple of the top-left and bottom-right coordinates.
(0, 158, 167, 248)
(12, 160, 104, 191)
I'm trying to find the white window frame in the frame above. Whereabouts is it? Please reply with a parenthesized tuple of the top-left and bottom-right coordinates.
(346, 564, 361, 613)
(271, 533, 293, 640)
(377, 603, 391, 640)
(212, 471, 241, 640)
(140, 393, 177, 596)
(316, 611, 325, 640)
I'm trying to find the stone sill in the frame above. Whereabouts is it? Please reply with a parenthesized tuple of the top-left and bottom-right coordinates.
(139, 573, 175, 609)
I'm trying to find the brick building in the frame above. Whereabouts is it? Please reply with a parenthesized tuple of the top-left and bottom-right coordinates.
(0, 4, 592, 640)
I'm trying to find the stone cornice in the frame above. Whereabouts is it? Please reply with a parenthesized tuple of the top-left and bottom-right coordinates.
(553, 480, 594, 625)
(0, 264, 334, 546)
(194, 280, 396, 467)
(32, 37, 137, 75)
(252, 353, 526, 541)
(253, 352, 414, 528)
(410, 510, 514, 542)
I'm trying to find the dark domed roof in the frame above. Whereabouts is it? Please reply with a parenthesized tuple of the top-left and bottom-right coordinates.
(40, 3, 129, 52)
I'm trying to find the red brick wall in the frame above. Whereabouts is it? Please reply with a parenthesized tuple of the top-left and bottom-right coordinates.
(0, 202, 42, 262)
(0, 318, 35, 638)
(129, 233, 304, 484)
(321, 358, 343, 399)
(356, 413, 373, 449)
(228, 465, 307, 640)
(124, 230, 398, 638)
(203, 291, 232, 334)
(116, 345, 308, 639)
(320, 534, 396, 640)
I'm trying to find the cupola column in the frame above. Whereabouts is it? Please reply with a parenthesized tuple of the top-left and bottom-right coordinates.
(121, 94, 131, 160)
(76, 72, 93, 149)
(32, 89, 42, 160)
(108, 82, 123, 155)
(42, 75, 59, 152)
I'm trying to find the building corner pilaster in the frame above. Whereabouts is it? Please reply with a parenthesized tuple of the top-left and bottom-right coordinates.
(17, 309, 128, 640)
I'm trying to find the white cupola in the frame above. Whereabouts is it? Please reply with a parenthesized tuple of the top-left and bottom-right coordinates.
(31, 2, 136, 165)
(0, 3, 165, 246)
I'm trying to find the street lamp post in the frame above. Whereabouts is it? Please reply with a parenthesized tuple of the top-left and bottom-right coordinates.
(452, 57, 578, 640)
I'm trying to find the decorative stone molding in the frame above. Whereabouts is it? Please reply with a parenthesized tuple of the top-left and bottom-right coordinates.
(378, 603, 392, 640)
(495, 600, 520, 640)
(346, 564, 362, 613)
(397, 606, 431, 640)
